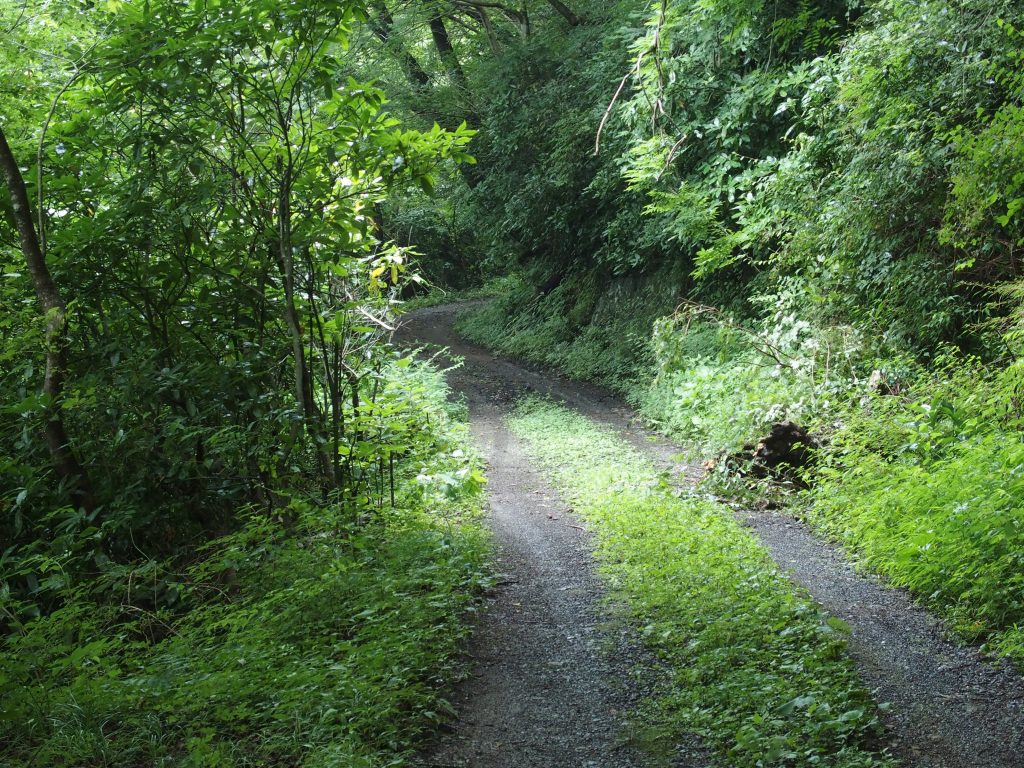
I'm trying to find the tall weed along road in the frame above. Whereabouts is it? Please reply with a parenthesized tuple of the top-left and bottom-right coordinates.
(398, 303, 1024, 768)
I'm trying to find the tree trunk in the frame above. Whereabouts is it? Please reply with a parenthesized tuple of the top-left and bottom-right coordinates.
(429, 13, 471, 94)
(427, 11, 484, 188)
(545, 0, 580, 26)
(277, 175, 309, 423)
(275, 168, 333, 484)
(369, 0, 432, 89)
(461, 5, 500, 53)
(501, 5, 530, 37)
(0, 126, 93, 510)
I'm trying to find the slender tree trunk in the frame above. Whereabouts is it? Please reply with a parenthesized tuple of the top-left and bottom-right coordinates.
(429, 13, 471, 94)
(500, 4, 530, 37)
(462, 5, 500, 53)
(545, 0, 580, 26)
(277, 176, 309, 423)
(276, 173, 315, 470)
(0, 126, 93, 510)
(427, 12, 482, 188)
(276, 169, 333, 484)
(369, 0, 432, 89)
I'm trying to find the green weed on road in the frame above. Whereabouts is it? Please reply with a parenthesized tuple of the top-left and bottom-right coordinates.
(509, 400, 895, 768)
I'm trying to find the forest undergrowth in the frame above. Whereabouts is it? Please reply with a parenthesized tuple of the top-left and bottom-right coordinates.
(1, 0, 494, 763)
(1, 363, 491, 767)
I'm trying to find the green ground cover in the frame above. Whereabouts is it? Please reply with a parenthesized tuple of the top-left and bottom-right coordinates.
(806, 361, 1024, 667)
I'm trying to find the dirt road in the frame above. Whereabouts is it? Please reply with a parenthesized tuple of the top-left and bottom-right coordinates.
(400, 303, 1024, 768)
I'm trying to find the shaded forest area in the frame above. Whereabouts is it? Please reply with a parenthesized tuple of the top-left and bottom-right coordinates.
(410, 0, 1024, 665)
(1, 1, 486, 764)
(2, 0, 1024, 765)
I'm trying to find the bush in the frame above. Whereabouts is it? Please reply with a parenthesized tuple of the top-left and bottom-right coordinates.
(638, 307, 864, 458)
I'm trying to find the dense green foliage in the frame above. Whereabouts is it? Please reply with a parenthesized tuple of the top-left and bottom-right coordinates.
(1, 363, 490, 767)
(1, 1, 488, 763)
(450, 0, 1024, 356)
(639, 306, 864, 460)
(2, 0, 473, 603)
(510, 400, 893, 768)
(807, 360, 1024, 665)
(419, 0, 1024, 670)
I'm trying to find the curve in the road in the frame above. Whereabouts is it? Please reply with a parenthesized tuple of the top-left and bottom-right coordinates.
(399, 303, 1024, 768)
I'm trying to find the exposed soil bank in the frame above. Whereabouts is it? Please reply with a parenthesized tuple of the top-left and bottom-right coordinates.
(399, 303, 1024, 768)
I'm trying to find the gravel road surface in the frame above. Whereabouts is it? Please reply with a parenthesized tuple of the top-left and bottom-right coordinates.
(400, 303, 1024, 768)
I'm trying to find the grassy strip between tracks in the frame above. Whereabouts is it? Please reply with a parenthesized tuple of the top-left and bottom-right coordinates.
(507, 398, 895, 768)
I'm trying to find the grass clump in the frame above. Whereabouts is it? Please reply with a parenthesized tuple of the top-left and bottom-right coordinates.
(508, 400, 894, 768)
(403, 272, 526, 311)
(0, 365, 491, 768)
